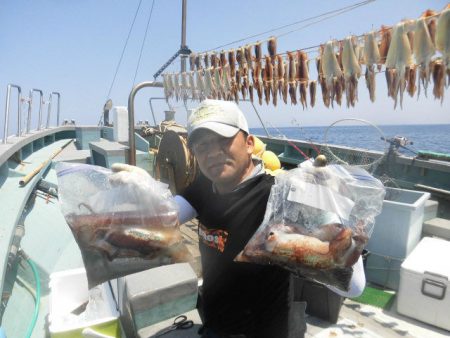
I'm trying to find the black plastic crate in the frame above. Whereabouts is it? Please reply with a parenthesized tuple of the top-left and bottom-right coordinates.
(293, 276, 344, 324)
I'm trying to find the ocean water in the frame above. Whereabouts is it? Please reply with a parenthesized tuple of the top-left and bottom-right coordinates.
(250, 124, 450, 155)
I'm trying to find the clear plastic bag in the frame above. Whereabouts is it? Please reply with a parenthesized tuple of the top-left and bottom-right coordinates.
(236, 161, 385, 291)
(56, 162, 191, 288)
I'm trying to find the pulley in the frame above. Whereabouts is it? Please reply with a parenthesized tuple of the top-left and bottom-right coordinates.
(155, 130, 198, 195)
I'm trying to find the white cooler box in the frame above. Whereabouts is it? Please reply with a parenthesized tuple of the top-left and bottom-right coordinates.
(397, 237, 450, 331)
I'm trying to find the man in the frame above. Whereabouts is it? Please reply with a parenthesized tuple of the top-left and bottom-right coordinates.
(112, 99, 365, 338)
(177, 99, 293, 337)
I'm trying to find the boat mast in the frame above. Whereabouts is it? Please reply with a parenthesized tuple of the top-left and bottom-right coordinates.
(181, 0, 187, 73)
(153, 0, 190, 79)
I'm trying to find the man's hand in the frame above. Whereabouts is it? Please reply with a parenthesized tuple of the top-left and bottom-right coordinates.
(109, 163, 151, 187)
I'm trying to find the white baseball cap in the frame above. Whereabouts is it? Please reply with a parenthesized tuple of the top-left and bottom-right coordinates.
(187, 99, 249, 145)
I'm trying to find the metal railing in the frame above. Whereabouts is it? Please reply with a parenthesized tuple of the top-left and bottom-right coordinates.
(51, 92, 61, 127)
(127, 81, 163, 165)
(28, 89, 44, 132)
(2, 84, 60, 144)
(3, 84, 22, 144)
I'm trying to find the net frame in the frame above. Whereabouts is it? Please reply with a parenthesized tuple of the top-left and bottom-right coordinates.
(323, 118, 389, 173)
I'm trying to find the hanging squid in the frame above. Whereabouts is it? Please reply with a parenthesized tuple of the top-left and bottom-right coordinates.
(288, 52, 297, 105)
(195, 54, 202, 70)
(414, 14, 436, 97)
(245, 44, 253, 69)
(236, 47, 247, 99)
(263, 56, 273, 105)
(309, 80, 317, 107)
(316, 53, 330, 108)
(220, 50, 228, 68)
(436, 5, 450, 86)
(250, 64, 258, 104)
(210, 53, 219, 68)
(431, 59, 445, 102)
(423, 9, 438, 44)
(385, 22, 413, 109)
(378, 25, 392, 69)
(195, 69, 206, 100)
(203, 52, 210, 68)
(363, 31, 380, 102)
(188, 71, 198, 101)
(228, 49, 237, 77)
(253, 61, 264, 105)
(297, 51, 309, 109)
(214, 67, 224, 100)
(282, 61, 289, 104)
(241, 66, 249, 101)
(406, 65, 417, 97)
(189, 53, 196, 71)
(321, 41, 344, 107)
(180, 72, 190, 103)
(228, 49, 238, 101)
(255, 41, 262, 63)
(276, 55, 286, 103)
(342, 36, 362, 108)
(222, 64, 232, 100)
(204, 67, 216, 99)
(173, 73, 181, 101)
(162, 73, 173, 102)
(268, 36, 277, 64)
(272, 60, 278, 106)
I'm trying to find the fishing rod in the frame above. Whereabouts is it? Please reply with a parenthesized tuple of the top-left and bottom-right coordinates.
(291, 118, 322, 155)
(265, 121, 311, 161)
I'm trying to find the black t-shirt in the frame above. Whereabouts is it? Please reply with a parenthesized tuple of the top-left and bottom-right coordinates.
(182, 173, 290, 338)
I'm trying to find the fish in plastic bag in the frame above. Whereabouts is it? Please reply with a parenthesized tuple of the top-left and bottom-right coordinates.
(236, 161, 385, 291)
(56, 162, 191, 288)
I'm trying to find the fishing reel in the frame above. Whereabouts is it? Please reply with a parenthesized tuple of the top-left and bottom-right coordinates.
(381, 136, 414, 153)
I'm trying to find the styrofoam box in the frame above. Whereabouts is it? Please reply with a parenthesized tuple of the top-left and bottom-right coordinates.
(366, 187, 430, 290)
(397, 237, 450, 331)
(49, 268, 121, 337)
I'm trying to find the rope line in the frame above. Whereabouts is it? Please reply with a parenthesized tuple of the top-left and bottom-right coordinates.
(132, 0, 156, 87)
(200, 0, 375, 54)
(106, 0, 143, 100)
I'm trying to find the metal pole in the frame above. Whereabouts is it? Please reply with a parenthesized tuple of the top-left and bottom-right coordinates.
(3, 84, 22, 143)
(32, 89, 44, 130)
(148, 97, 168, 126)
(180, 0, 187, 72)
(26, 90, 32, 134)
(3, 86, 12, 143)
(46, 93, 52, 128)
(127, 81, 163, 165)
(52, 92, 61, 126)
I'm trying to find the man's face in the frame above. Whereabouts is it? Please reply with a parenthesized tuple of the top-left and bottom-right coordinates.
(191, 130, 255, 189)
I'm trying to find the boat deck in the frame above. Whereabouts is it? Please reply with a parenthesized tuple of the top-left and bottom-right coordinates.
(1, 129, 450, 338)
(177, 221, 450, 338)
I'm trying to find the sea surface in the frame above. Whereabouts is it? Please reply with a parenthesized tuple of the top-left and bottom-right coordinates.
(250, 124, 450, 155)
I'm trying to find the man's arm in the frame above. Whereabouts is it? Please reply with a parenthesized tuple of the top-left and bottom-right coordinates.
(174, 195, 198, 224)
(326, 256, 365, 298)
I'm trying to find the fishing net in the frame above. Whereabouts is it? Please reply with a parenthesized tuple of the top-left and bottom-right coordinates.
(236, 161, 386, 292)
(321, 118, 389, 175)
(56, 162, 191, 288)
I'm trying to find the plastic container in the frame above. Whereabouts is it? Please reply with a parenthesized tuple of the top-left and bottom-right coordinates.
(365, 187, 430, 290)
(397, 237, 450, 331)
(48, 268, 121, 338)
(293, 276, 344, 323)
(112, 106, 129, 142)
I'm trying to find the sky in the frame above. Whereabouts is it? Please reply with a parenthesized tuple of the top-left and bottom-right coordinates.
(1, 0, 449, 138)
